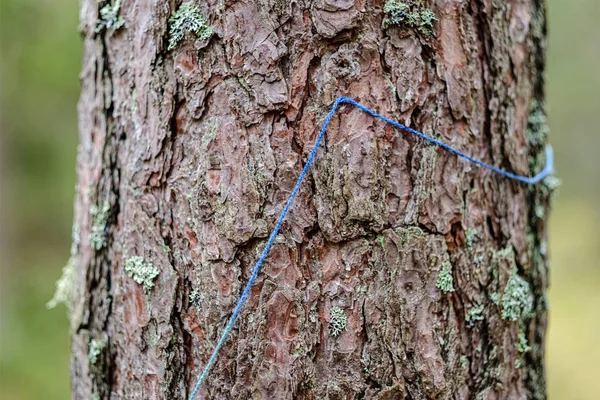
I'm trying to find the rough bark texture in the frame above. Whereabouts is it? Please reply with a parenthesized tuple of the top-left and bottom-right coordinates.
(71, 0, 552, 399)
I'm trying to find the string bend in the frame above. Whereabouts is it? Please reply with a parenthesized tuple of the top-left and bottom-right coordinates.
(188, 96, 554, 399)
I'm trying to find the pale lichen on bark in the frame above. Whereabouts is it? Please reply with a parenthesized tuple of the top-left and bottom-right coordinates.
(95, 0, 124, 33)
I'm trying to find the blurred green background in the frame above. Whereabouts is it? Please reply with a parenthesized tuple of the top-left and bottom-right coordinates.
(0, 0, 598, 398)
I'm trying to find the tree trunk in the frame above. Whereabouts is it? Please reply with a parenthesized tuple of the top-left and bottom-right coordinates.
(70, 0, 551, 398)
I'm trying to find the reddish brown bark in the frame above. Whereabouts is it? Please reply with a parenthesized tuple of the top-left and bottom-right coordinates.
(71, 1, 551, 399)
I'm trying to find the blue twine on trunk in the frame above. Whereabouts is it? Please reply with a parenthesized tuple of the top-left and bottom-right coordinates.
(188, 96, 553, 399)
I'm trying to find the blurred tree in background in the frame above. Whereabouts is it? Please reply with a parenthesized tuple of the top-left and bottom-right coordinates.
(0, 0, 598, 399)
(1, 0, 80, 398)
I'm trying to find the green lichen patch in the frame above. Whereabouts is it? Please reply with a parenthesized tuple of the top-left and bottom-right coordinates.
(460, 355, 469, 370)
(517, 330, 531, 354)
(89, 201, 110, 250)
(96, 0, 125, 33)
(189, 289, 202, 306)
(418, 9, 437, 36)
(168, 2, 213, 51)
(46, 258, 76, 311)
(361, 357, 371, 375)
(526, 100, 549, 148)
(125, 256, 160, 291)
(48, 222, 80, 311)
(542, 175, 562, 194)
(328, 307, 347, 337)
(537, 175, 562, 214)
(490, 292, 500, 305)
(465, 228, 477, 250)
(534, 203, 545, 219)
(465, 304, 485, 327)
(501, 270, 534, 322)
(377, 234, 385, 249)
(383, 1, 437, 36)
(88, 338, 106, 365)
(292, 345, 304, 359)
(536, 175, 562, 214)
(436, 261, 455, 293)
(383, 1, 410, 25)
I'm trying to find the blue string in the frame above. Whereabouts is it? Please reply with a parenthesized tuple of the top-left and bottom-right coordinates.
(188, 96, 553, 399)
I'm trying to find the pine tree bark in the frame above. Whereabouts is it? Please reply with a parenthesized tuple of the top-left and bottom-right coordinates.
(71, 1, 551, 399)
